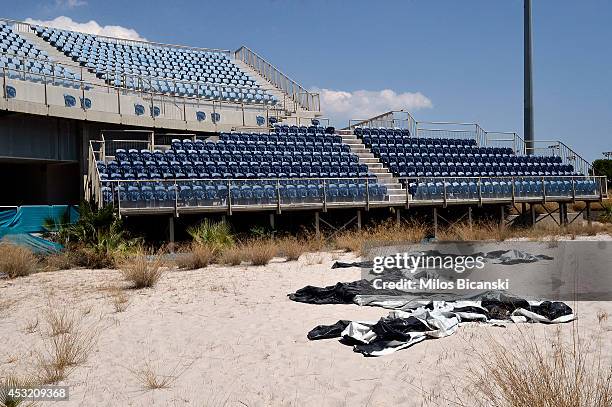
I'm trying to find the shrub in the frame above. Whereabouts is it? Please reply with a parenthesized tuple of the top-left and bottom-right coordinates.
(218, 239, 275, 266)
(120, 252, 165, 289)
(466, 327, 612, 407)
(187, 219, 234, 249)
(44, 202, 140, 269)
(176, 243, 217, 269)
(244, 239, 276, 266)
(218, 247, 244, 266)
(600, 202, 612, 223)
(276, 236, 306, 261)
(0, 241, 38, 278)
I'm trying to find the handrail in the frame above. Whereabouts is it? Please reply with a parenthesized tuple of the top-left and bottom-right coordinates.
(3, 17, 231, 54)
(1, 64, 288, 123)
(399, 175, 608, 203)
(234, 45, 320, 112)
(0, 51, 280, 108)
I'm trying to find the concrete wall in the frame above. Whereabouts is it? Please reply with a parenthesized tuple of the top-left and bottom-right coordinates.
(1, 78, 282, 132)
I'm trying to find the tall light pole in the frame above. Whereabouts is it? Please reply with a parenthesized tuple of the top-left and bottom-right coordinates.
(524, 0, 534, 155)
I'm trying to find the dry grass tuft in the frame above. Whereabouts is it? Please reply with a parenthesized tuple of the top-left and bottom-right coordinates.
(120, 252, 165, 289)
(242, 239, 276, 266)
(334, 220, 428, 254)
(130, 361, 177, 390)
(36, 307, 98, 384)
(464, 326, 612, 407)
(218, 247, 243, 266)
(597, 310, 609, 325)
(0, 242, 39, 278)
(42, 251, 77, 271)
(437, 221, 510, 241)
(176, 243, 217, 270)
(110, 288, 129, 313)
(45, 307, 76, 337)
(275, 236, 307, 261)
(23, 317, 39, 334)
(218, 239, 276, 266)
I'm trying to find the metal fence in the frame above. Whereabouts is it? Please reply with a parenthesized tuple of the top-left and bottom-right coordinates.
(234, 46, 320, 112)
(400, 175, 607, 205)
(102, 177, 389, 214)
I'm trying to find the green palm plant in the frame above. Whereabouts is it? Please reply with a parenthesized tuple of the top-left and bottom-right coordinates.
(187, 219, 234, 248)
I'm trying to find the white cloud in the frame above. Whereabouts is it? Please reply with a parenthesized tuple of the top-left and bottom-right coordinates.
(24, 16, 146, 41)
(314, 88, 433, 127)
(55, 0, 87, 8)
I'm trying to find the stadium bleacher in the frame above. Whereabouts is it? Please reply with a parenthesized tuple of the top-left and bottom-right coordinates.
(97, 125, 389, 207)
(353, 126, 598, 200)
(31, 25, 278, 104)
(0, 21, 80, 88)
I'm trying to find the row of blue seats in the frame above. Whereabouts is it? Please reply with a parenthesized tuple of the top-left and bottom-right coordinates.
(112, 150, 359, 164)
(271, 124, 335, 135)
(380, 154, 564, 165)
(218, 133, 342, 144)
(354, 127, 411, 137)
(408, 179, 599, 200)
(372, 145, 516, 156)
(113, 78, 277, 104)
(33, 26, 275, 103)
(101, 181, 388, 204)
(395, 163, 573, 177)
(100, 162, 371, 180)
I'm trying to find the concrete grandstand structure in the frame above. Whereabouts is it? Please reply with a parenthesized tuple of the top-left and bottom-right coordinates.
(0, 18, 607, 237)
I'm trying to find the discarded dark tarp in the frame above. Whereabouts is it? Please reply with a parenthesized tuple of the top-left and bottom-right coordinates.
(306, 296, 575, 357)
(307, 320, 351, 340)
(288, 278, 407, 305)
(331, 261, 373, 269)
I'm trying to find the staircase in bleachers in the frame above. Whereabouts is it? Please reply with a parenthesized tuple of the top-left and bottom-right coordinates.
(339, 133, 405, 203)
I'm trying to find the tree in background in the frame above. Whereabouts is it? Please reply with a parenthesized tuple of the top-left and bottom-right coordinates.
(592, 159, 612, 187)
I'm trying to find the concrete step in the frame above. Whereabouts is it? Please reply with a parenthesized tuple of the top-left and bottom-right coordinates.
(232, 58, 314, 124)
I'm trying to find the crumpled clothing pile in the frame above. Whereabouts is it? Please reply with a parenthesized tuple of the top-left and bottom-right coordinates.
(306, 296, 574, 356)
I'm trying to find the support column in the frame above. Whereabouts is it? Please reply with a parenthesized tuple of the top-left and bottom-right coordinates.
(396, 208, 401, 227)
(356, 210, 362, 231)
(586, 201, 592, 226)
(559, 203, 567, 227)
(530, 204, 536, 227)
(269, 213, 275, 230)
(468, 206, 473, 231)
(315, 211, 320, 237)
(168, 215, 175, 253)
(433, 207, 438, 239)
(499, 205, 505, 230)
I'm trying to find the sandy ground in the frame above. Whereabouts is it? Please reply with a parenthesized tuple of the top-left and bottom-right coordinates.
(1, 247, 612, 407)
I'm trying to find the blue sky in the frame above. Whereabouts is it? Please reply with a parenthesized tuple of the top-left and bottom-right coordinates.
(7, 0, 612, 161)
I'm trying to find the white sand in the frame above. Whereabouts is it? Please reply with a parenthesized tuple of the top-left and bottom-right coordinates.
(1, 250, 611, 406)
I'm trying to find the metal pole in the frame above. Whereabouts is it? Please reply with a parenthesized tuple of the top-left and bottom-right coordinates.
(524, 0, 535, 155)
(586, 201, 592, 226)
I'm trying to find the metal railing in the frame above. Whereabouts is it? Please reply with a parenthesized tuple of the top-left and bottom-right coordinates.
(400, 175, 607, 206)
(103, 177, 388, 214)
(526, 140, 593, 177)
(234, 46, 320, 112)
(6, 18, 231, 55)
(1, 64, 287, 125)
(346, 110, 594, 175)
